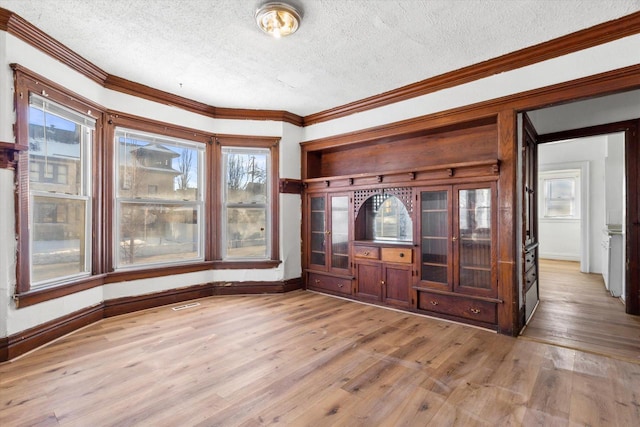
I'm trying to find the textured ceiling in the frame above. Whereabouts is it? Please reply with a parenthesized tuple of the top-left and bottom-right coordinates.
(1, 0, 639, 116)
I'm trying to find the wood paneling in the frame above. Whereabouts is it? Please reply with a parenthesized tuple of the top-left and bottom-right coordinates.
(2, 290, 639, 425)
(312, 123, 497, 179)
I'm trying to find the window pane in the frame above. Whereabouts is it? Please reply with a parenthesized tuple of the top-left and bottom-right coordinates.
(548, 178, 574, 199)
(224, 151, 268, 204)
(28, 95, 94, 288)
(28, 105, 85, 195)
(546, 200, 573, 217)
(222, 146, 271, 260)
(117, 203, 200, 266)
(116, 130, 201, 201)
(226, 207, 267, 258)
(31, 196, 88, 284)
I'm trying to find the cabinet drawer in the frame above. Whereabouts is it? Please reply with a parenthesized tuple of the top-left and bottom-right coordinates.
(418, 291, 496, 324)
(308, 273, 352, 295)
(354, 245, 380, 260)
(381, 247, 412, 264)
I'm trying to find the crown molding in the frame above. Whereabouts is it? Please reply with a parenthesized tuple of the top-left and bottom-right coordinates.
(0, 8, 108, 84)
(0, 7, 303, 127)
(2, 6, 638, 129)
(302, 11, 640, 126)
(302, 63, 640, 151)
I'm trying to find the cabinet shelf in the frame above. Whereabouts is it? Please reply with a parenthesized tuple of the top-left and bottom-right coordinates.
(460, 265, 491, 271)
(422, 262, 447, 268)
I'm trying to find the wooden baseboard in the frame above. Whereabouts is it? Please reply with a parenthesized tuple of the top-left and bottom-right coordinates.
(0, 304, 104, 362)
(1, 278, 302, 362)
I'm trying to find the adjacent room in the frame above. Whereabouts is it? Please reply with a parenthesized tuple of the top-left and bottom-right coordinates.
(1, 1, 639, 425)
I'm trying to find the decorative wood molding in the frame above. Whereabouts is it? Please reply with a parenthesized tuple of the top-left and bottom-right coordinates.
(4, 6, 639, 128)
(279, 178, 304, 194)
(302, 11, 640, 125)
(0, 141, 28, 169)
(303, 160, 500, 191)
(14, 275, 107, 308)
(0, 304, 104, 362)
(1, 277, 303, 361)
(0, 9, 107, 84)
(0, 7, 303, 126)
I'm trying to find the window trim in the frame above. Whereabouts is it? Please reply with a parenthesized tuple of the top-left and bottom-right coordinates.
(215, 136, 280, 262)
(14, 66, 105, 295)
(105, 113, 213, 271)
(111, 125, 206, 270)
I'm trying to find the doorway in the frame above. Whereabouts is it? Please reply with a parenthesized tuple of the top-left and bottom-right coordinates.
(519, 111, 640, 360)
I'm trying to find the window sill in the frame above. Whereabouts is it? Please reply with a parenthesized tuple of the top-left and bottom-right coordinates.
(14, 275, 107, 308)
(15, 259, 283, 308)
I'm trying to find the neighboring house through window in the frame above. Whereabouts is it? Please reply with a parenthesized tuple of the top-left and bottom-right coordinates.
(28, 94, 94, 287)
(114, 128, 205, 269)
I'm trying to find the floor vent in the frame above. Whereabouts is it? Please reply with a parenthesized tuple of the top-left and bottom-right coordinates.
(171, 302, 201, 311)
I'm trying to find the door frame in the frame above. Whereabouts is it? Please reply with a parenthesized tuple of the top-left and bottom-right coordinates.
(535, 119, 639, 315)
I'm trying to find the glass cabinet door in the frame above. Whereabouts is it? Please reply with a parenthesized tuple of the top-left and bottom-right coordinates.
(420, 189, 451, 290)
(309, 196, 326, 268)
(455, 186, 494, 295)
(330, 195, 349, 271)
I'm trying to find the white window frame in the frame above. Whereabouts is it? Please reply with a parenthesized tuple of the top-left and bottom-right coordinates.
(540, 169, 581, 219)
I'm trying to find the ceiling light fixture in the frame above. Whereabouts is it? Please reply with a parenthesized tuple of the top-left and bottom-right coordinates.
(255, 2, 302, 38)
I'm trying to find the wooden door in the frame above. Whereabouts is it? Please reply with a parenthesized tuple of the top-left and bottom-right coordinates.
(328, 194, 351, 275)
(307, 194, 327, 271)
(418, 187, 453, 291)
(355, 260, 382, 301)
(453, 183, 497, 298)
(522, 114, 540, 324)
(383, 263, 412, 307)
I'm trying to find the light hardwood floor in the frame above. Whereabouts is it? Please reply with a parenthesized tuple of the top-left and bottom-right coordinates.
(521, 259, 640, 364)
(1, 289, 640, 426)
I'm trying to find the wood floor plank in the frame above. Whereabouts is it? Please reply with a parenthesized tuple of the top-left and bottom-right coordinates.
(521, 259, 640, 363)
(2, 289, 640, 426)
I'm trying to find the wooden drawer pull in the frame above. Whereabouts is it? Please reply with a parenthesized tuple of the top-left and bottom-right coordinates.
(315, 279, 320, 284)
(470, 308, 480, 314)
(363, 251, 370, 256)
(337, 283, 343, 288)
(399, 252, 405, 258)
(430, 300, 438, 306)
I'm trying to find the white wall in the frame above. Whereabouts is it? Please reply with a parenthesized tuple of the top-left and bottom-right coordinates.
(538, 137, 607, 273)
(302, 34, 640, 142)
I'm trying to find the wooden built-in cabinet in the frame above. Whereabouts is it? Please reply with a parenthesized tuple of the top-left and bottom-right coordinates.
(354, 243, 413, 308)
(306, 193, 353, 296)
(302, 118, 505, 331)
(415, 183, 498, 327)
